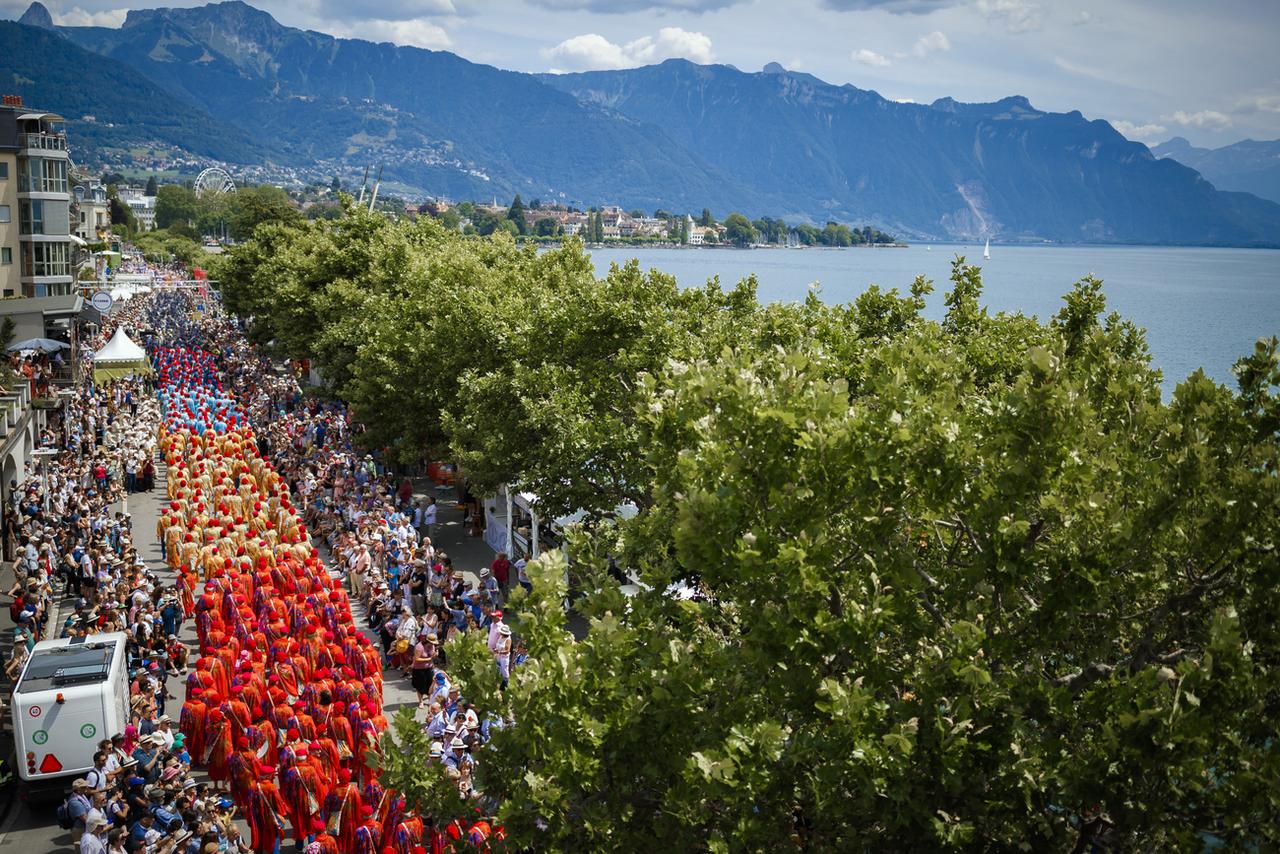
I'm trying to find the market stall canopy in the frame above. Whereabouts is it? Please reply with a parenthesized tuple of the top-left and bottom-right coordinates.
(7, 337, 69, 353)
(92, 326, 152, 383)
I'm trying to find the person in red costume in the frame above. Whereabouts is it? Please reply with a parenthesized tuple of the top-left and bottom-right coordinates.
(178, 688, 208, 767)
(352, 806, 384, 854)
(245, 768, 291, 854)
(305, 818, 341, 853)
(227, 736, 260, 808)
(322, 767, 363, 853)
(390, 812, 425, 854)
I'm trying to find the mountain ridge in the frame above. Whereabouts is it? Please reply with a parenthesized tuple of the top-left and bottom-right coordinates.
(1152, 136, 1280, 206)
(8, 1, 1280, 245)
(540, 59, 1280, 245)
(0, 18, 262, 164)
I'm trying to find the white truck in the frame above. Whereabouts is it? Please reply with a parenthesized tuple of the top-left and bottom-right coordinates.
(11, 632, 130, 793)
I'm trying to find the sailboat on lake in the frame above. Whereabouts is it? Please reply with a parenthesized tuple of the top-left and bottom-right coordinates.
(983, 238, 991, 261)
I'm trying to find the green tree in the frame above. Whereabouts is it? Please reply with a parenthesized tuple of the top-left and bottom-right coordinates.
(144, 175, 158, 196)
(222, 215, 1280, 851)
(105, 185, 137, 235)
(533, 217, 559, 237)
(330, 175, 342, 193)
(376, 260, 1280, 851)
(154, 184, 200, 231)
(507, 194, 528, 235)
(679, 216, 689, 245)
(225, 185, 302, 241)
(698, 207, 714, 227)
(723, 212, 756, 247)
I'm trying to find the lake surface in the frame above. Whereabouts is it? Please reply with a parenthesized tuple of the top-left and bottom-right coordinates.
(589, 244, 1280, 390)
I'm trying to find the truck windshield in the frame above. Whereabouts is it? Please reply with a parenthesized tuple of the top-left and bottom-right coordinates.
(18, 643, 116, 693)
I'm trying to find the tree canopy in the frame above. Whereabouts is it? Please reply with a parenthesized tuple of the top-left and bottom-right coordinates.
(219, 209, 1280, 851)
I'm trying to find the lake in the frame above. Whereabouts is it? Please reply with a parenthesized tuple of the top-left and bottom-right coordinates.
(588, 244, 1280, 390)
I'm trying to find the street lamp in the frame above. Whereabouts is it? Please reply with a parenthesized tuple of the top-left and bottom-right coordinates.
(31, 447, 58, 514)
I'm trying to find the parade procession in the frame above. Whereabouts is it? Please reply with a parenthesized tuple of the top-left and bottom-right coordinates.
(3, 274, 506, 854)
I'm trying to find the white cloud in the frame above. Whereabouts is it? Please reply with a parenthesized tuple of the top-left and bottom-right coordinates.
(1053, 56, 1109, 82)
(1111, 120, 1167, 142)
(1072, 10, 1095, 25)
(911, 30, 950, 56)
(852, 48, 891, 67)
(328, 18, 452, 49)
(976, 0, 1040, 33)
(310, 0, 456, 24)
(51, 6, 128, 27)
(529, 0, 738, 11)
(1234, 95, 1280, 115)
(544, 26, 713, 71)
(823, 0, 957, 12)
(1166, 110, 1233, 130)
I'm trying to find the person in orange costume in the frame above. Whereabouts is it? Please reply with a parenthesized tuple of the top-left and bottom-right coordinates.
(178, 688, 208, 768)
(310, 735, 340, 783)
(327, 701, 355, 761)
(292, 704, 318, 742)
(248, 718, 278, 769)
(280, 752, 322, 846)
(208, 654, 233, 701)
(204, 707, 233, 789)
(245, 768, 291, 854)
(226, 685, 254, 742)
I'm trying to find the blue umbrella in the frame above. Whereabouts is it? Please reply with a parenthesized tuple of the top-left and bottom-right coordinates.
(7, 337, 70, 353)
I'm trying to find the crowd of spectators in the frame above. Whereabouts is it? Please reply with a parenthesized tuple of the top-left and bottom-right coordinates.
(4, 278, 517, 850)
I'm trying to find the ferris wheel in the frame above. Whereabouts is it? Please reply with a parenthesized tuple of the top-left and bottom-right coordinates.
(194, 166, 237, 197)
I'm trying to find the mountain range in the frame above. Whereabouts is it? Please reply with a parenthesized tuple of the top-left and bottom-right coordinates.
(5, 0, 1280, 246)
(1151, 137, 1280, 207)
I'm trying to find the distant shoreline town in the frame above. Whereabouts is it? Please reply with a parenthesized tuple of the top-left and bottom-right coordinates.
(406, 196, 900, 249)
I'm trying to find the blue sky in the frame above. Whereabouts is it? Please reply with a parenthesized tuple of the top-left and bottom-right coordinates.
(7, 0, 1279, 148)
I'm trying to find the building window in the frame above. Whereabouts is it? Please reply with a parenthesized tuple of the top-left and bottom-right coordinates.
(20, 241, 70, 278)
(19, 200, 44, 235)
(1, 247, 10, 265)
(0, 204, 9, 223)
(0, 162, 8, 179)
(19, 157, 67, 193)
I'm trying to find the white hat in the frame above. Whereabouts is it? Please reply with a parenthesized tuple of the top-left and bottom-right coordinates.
(429, 742, 443, 756)
(450, 737, 466, 750)
(480, 568, 490, 577)
(498, 624, 511, 636)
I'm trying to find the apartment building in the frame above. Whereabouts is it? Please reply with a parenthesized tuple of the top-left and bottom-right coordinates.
(73, 181, 111, 241)
(0, 95, 75, 298)
(117, 186, 157, 231)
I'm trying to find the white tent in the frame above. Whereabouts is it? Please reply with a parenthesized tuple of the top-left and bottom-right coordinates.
(92, 326, 152, 383)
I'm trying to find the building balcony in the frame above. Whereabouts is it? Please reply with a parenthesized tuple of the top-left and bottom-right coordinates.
(18, 132, 68, 152)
